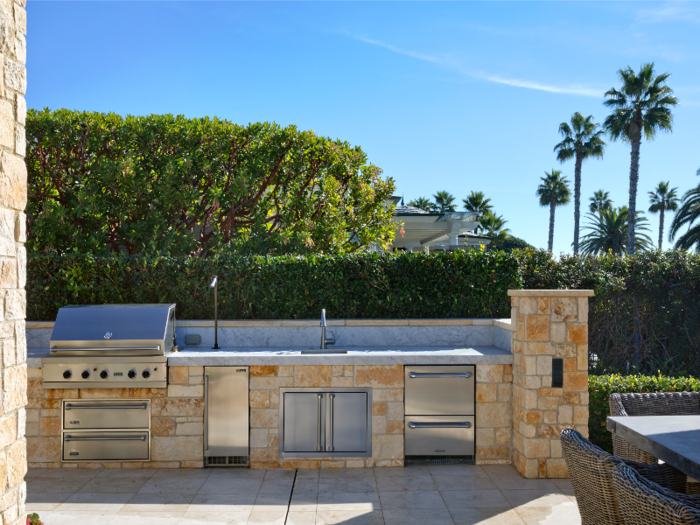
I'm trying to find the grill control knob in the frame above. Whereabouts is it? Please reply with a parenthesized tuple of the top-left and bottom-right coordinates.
(81, 370, 90, 379)
(128, 369, 137, 379)
(100, 370, 109, 379)
(142, 369, 151, 379)
(63, 370, 72, 379)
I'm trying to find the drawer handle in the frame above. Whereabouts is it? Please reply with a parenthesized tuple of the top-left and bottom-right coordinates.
(316, 394, 323, 452)
(409, 372, 472, 379)
(65, 404, 148, 410)
(51, 346, 161, 353)
(408, 422, 472, 429)
(65, 435, 147, 441)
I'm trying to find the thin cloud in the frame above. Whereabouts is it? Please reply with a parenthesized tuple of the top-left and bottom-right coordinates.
(350, 33, 602, 98)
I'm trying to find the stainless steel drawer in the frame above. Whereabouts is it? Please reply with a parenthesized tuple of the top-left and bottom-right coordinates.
(405, 416, 475, 456)
(63, 400, 150, 429)
(62, 431, 150, 461)
(404, 366, 475, 416)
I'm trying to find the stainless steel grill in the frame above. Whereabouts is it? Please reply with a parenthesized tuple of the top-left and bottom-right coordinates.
(42, 304, 177, 389)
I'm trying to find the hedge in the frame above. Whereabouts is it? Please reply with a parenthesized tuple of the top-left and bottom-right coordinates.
(589, 374, 700, 452)
(27, 250, 521, 321)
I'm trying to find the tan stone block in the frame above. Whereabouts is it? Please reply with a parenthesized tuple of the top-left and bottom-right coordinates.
(524, 458, 540, 478)
(250, 429, 268, 448)
(550, 322, 566, 343)
(567, 323, 588, 344)
(387, 402, 404, 421)
(551, 298, 577, 322)
(354, 366, 403, 388)
(250, 447, 279, 461)
(476, 402, 511, 427)
(477, 446, 510, 461)
(371, 434, 403, 460)
(519, 375, 541, 389)
(495, 427, 511, 446)
(387, 421, 403, 434)
(580, 393, 589, 405)
(372, 402, 386, 415)
(476, 383, 497, 403)
(152, 398, 204, 417)
(526, 316, 549, 342)
(538, 397, 559, 411)
(476, 427, 495, 447)
(7, 438, 26, 486)
(577, 298, 589, 322)
(152, 417, 175, 436)
(346, 459, 364, 468)
(574, 406, 588, 425)
(537, 425, 567, 439)
(344, 366, 354, 377)
(372, 389, 403, 403)
(524, 410, 541, 424)
(0, 259, 16, 289)
(521, 356, 536, 375)
(537, 356, 552, 376)
(553, 344, 576, 358)
(25, 422, 38, 436)
(546, 458, 569, 478)
(188, 416, 203, 422)
(251, 460, 281, 469)
(26, 436, 60, 463)
(564, 372, 588, 392)
(270, 392, 280, 409)
(78, 388, 128, 399)
(519, 298, 537, 315)
(537, 297, 551, 315)
(39, 418, 60, 436)
(577, 345, 589, 371)
(268, 433, 278, 448)
(3, 290, 24, 321)
(505, 365, 512, 374)
(321, 460, 346, 468)
(0, 453, 6, 494)
(331, 366, 344, 377)
(250, 409, 279, 428)
(168, 366, 189, 384)
(167, 384, 203, 398)
(521, 389, 538, 410)
(2, 365, 27, 411)
(188, 366, 204, 376)
(497, 383, 511, 402)
(575, 425, 589, 438)
(330, 377, 353, 387)
(250, 390, 270, 409)
(563, 393, 579, 405)
(372, 415, 387, 434)
(537, 388, 562, 397)
(282, 461, 319, 469)
(145, 461, 179, 469)
(523, 438, 549, 459)
(249, 376, 293, 390)
(516, 317, 525, 340)
(550, 439, 562, 458)
(250, 366, 278, 377)
(278, 366, 293, 377)
(0, 414, 16, 449)
(176, 422, 203, 436)
(181, 461, 203, 468)
(476, 365, 503, 383)
(525, 342, 550, 355)
(27, 368, 41, 380)
(294, 365, 331, 387)
(152, 436, 203, 461)
(541, 375, 552, 388)
(188, 375, 203, 385)
(563, 358, 577, 371)
(0, 100, 14, 149)
(558, 405, 573, 424)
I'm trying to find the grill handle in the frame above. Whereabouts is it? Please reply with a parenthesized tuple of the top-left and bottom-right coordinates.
(409, 372, 472, 379)
(50, 346, 161, 353)
(65, 403, 147, 410)
(64, 435, 147, 441)
(408, 422, 472, 429)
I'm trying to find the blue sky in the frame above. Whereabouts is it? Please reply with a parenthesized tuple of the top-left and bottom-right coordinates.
(27, 2, 700, 253)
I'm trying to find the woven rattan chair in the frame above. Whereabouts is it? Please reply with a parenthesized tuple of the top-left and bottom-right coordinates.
(612, 462, 700, 525)
(609, 392, 700, 463)
(561, 427, 687, 525)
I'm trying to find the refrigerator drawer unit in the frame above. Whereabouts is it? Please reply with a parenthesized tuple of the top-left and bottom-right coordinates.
(404, 416, 475, 456)
(204, 366, 250, 467)
(63, 400, 150, 430)
(404, 366, 475, 416)
(62, 431, 150, 461)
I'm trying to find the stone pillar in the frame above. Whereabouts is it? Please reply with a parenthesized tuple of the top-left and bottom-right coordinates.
(509, 290, 593, 479)
(0, 1, 28, 524)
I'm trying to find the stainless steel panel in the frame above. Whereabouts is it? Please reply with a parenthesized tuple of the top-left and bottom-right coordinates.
(62, 431, 150, 461)
(63, 400, 150, 430)
(282, 393, 324, 453)
(327, 393, 368, 453)
(404, 366, 475, 416)
(42, 356, 167, 389)
(404, 416, 475, 456)
(204, 367, 249, 458)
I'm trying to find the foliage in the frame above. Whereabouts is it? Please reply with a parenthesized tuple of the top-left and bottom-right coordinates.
(589, 190, 613, 215)
(537, 170, 571, 252)
(580, 207, 652, 255)
(407, 197, 435, 212)
(27, 109, 395, 257)
(27, 514, 43, 525)
(463, 191, 493, 215)
(432, 191, 457, 213)
(648, 181, 680, 250)
(27, 250, 522, 321)
(589, 374, 700, 452)
(492, 235, 534, 253)
(480, 211, 509, 237)
(670, 181, 700, 252)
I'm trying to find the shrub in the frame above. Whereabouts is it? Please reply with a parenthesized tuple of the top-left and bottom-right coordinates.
(588, 374, 700, 452)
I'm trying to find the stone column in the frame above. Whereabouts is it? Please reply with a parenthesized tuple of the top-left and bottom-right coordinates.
(0, 1, 28, 524)
(509, 290, 593, 479)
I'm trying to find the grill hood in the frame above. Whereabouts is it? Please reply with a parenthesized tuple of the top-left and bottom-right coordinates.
(50, 304, 177, 356)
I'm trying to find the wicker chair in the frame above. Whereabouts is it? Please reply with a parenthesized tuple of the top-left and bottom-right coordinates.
(561, 427, 687, 525)
(612, 462, 700, 525)
(609, 392, 700, 464)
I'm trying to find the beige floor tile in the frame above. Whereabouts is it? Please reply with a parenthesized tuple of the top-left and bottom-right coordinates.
(376, 475, 435, 492)
(428, 465, 487, 477)
(179, 510, 251, 524)
(263, 470, 296, 479)
(122, 492, 195, 512)
(25, 493, 75, 511)
(190, 493, 257, 512)
(450, 508, 527, 525)
(379, 490, 448, 509)
(318, 477, 377, 494)
(109, 511, 185, 525)
(295, 470, 320, 479)
(480, 466, 521, 478)
(246, 510, 287, 524)
(316, 491, 380, 511)
(26, 469, 50, 479)
(38, 510, 118, 525)
(515, 505, 582, 525)
(253, 495, 292, 513)
(318, 468, 375, 479)
(500, 489, 576, 509)
(289, 490, 318, 512)
(549, 479, 574, 496)
(198, 477, 264, 494)
(57, 492, 134, 512)
(138, 476, 207, 494)
(40, 469, 102, 479)
(432, 473, 497, 491)
(285, 511, 316, 525)
(258, 478, 295, 495)
(95, 469, 156, 479)
(374, 466, 430, 478)
(441, 490, 511, 509)
(315, 510, 384, 525)
(293, 478, 319, 492)
(488, 477, 559, 492)
(383, 508, 455, 524)
(76, 477, 150, 493)
(28, 477, 92, 493)
(207, 469, 266, 479)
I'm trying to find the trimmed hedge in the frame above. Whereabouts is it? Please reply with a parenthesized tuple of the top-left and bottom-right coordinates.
(589, 374, 700, 452)
(27, 250, 521, 321)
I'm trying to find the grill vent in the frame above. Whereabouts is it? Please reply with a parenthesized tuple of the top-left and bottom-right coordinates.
(405, 455, 475, 466)
(205, 456, 249, 467)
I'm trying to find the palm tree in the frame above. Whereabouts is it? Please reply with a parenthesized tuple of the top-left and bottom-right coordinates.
(580, 206, 653, 255)
(554, 112, 606, 254)
(432, 191, 457, 213)
(589, 190, 613, 216)
(536, 170, 571, 252)
(648, 182, 679, 250)
(669, 183, 700, 252)
(603, 63, 678, 255)
(480, 211, 510, 248)
(463, 191, 493, 233)
(407, 197, 434, 212)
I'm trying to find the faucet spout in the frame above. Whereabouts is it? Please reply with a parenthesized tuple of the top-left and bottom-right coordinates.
(320, 309, 335, 349)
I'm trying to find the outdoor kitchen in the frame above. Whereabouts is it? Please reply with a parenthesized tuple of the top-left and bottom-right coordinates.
(23, 290, 592, 478)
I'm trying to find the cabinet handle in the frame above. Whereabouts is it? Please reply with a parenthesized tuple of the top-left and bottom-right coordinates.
(204, 375, 209, 451)
(409, 372, 472, 379)
(408, 422, 472, 429)
(65, 435, 147, 441)
(327, 394, 335, 452)
(316, 393, 323, 452)
(65, 404, 147, 410)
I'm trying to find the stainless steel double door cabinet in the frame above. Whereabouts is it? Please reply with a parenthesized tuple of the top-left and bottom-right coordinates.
(280, 388, 372, 457)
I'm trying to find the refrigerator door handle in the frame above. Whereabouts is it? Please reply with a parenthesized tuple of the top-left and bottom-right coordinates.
(204, 374, 209, 451)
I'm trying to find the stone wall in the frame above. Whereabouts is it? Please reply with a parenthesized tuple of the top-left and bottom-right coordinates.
(0, 1, 27, 524)
(509, 289, 593, 479)
(249, 365, 404, 469)
(475, 364, 513, 465)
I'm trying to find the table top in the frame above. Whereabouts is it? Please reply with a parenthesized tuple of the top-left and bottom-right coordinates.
(607, 415, 700, 480)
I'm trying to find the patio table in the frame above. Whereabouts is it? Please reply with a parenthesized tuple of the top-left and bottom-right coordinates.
(607, 415, 700, 481)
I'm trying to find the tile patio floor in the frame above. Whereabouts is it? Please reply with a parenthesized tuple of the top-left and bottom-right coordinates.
(26, 464, 581, 525)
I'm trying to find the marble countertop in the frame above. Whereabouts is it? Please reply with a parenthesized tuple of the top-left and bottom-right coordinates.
(27, 345, 513, 367)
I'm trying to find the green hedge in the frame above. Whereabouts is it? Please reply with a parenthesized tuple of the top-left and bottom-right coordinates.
(589, 374, 700, 452)
(27, 250, 521, 321)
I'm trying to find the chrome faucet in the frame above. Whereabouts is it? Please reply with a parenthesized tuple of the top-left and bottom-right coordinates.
(320, 309, 336, 349)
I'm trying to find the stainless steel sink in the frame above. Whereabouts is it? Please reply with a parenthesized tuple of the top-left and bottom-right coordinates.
(301, 348, 348, 355)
